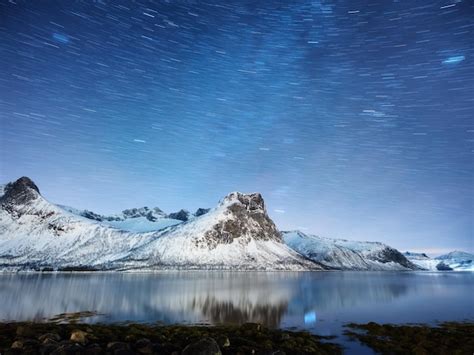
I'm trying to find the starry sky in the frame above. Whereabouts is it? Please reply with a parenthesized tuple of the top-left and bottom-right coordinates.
(1, 0, 473, 254)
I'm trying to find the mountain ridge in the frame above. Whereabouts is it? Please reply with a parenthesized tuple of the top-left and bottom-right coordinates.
(1, 177, 470, 272)
(0, 177, 319, 271)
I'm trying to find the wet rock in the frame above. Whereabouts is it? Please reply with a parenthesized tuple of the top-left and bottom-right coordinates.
(11, 340, 24, 349)
(182, 337, 222, 355)
(135, 338, 153, 354)
(216, 335, 230, 348)
(107, 341, 129, 352)
(50, 343, 84, 355)
(39, 333, 62, 343)
(70, 329, 88, 344)
(16, 325, 37, 338)
(40, 343, 59, 355)
(241, 323, 262, 332)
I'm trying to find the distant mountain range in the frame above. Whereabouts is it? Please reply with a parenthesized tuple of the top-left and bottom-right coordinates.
(0, 177, 471, 272)
(404, 251, 474, 271)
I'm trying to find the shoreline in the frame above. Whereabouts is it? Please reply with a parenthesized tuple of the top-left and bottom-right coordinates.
(1, 320, 472, 354)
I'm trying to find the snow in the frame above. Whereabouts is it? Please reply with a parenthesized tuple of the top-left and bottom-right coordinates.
(0, 184, 318, 271)
(404, 251, 474, 271)
(282, 231, 416, 271)
(105, 217, 182, 233)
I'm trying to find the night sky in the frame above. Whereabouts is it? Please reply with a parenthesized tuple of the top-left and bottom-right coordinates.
(1, 0, 473, 254)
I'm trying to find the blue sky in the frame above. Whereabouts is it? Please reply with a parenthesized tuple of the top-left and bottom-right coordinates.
(1, 0, 472, 254)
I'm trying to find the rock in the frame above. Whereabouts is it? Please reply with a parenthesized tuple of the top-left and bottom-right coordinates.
(1, 177, 40, 205)
(107, 342, 129, 352)
(280, 333, 290, 340)
(50, 343, 84, 355)
(135, 338, 153, 354)
(70, 329, 88, 344)
(15, 325, 37, 338)
(182, 337, 222, 355)
(216, 335, 230, 348)
(202, 192, 283, 248)
(40, 343, 59, 355)
(241, 323, 262, 332)
(194, 208, 210, 217)
(42, 338, 59, 346)
(436, 262, 453, 271)
(11, 340, 23, 349)
(168, 209, 190, 222)
(83, 343, 102, 355)
(39, 333, 61, 343)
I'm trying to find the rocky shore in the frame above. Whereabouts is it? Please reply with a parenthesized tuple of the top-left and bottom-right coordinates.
(345, 321, 474, 355)
(0, 322, 341, 355)
(1, 320, 472, 354)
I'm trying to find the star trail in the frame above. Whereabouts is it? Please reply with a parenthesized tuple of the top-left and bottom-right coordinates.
(1, 0, 473, 253)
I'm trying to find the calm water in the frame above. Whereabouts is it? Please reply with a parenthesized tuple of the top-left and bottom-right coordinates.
(1, 272, 473, 353)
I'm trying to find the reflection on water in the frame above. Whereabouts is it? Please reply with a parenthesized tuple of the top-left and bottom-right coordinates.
(0, 272, 472, 333)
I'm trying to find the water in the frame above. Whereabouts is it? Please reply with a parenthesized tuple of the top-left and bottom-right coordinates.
(1, 271, 473, 353)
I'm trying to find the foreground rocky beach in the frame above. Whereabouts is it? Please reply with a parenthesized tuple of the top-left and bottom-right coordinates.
(1, 320, 473, 354)
(0, 321, 342, 355)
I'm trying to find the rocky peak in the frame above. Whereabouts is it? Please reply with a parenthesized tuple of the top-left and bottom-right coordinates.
(0, 176, 41, 205)
(168, 209, 190, 222)
(122, 206, 165, 221)
(221, 192, 265, 212)
(201, 192, 282, 248)
(194, 208, 210, 217)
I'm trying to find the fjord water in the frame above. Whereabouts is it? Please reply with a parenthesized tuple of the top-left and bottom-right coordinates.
(1, 272, 472, 351)
(1, 271, 472, 326)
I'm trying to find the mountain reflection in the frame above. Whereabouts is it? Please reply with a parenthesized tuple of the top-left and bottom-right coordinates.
(0, 272, 471, 330)
(198, 296, 288, 327)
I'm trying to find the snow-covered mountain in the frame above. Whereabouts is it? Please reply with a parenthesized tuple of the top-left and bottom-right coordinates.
(58, 205, 183, 233)
(58, 204, 213, 233)
(282, 231, 419, 270)
(404, 251, 474, 271)
(0, 177, 319, 271)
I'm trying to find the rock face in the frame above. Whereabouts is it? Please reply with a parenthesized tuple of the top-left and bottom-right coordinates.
(202, 192, 282, 248)
(1, 176, 40, 206)
(194, 208, 210, 217)
(283, 231, 419, 271)
(168, 209, 190, 222)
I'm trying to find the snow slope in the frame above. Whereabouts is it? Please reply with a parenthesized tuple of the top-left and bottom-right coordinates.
(0, 177, 319, 271)
(283, 231, 418, 270)
(405, 251, 474, 271)
(59, 205, 183, 233)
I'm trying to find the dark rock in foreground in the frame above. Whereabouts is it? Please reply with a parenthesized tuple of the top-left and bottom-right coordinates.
(345, 321, 474, 355)
(0, 322, 341, 355)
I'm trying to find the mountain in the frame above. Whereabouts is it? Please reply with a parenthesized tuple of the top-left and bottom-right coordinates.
(60, 205, 211, 232)
(404, 251, 474, 271)
(282, 231, 419, 270)
(403, 252, 442, 270)
(0, 177, 319, 271)
(59, 205, 182, 233)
